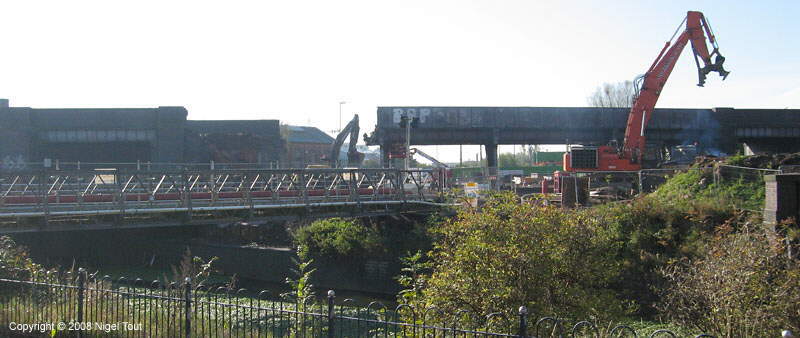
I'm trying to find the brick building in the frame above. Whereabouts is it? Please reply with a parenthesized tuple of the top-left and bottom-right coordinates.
(285, 126, 334, 168)
(185, 120, 284, 166)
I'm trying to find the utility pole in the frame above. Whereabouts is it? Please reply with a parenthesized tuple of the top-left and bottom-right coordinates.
(404, 115, 411, 170)
(479, 145, 484, 177)
(459, 144, 463, 167)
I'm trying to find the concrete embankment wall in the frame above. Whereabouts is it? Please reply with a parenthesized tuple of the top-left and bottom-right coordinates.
(191, 244, 398, 294)
(11, 227, 399, 295)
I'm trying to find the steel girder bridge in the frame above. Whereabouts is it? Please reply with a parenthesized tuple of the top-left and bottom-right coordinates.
(0, 168, 446, 233)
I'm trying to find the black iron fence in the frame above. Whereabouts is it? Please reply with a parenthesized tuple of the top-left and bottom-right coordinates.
(0, 268, 713, 337)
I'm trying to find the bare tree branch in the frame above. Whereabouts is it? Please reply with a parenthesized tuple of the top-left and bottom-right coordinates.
(587, 81, 635, 108)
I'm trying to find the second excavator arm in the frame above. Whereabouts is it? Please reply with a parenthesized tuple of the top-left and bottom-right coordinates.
(409, 148, 449, 168)
(329, 114, 364, 168)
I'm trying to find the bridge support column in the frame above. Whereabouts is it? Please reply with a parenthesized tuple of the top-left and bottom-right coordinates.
(485, 143, 498, 189)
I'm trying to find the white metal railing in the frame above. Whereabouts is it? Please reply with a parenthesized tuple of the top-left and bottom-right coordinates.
(0, 168, 444, 223)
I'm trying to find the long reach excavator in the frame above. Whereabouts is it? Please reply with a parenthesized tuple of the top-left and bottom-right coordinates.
(328, 114, 364, 168)
(563, 11, 729, 172)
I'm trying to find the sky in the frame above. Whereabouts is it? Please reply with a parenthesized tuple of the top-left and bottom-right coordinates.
(0, 1, 798, 163)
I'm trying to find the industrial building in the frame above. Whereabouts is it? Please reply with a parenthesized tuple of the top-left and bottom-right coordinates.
(185, 120, 284, 166)
(284, 126, 336, 168)
(0, 99, 287, 169)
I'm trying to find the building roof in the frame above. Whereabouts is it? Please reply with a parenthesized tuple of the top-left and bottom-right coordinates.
(287, 126, 335, 144)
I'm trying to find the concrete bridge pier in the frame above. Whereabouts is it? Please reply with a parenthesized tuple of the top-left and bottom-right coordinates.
(485, 143, 498, 189)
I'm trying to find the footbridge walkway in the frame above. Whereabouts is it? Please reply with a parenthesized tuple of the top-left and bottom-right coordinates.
(0, 166, 445, 233)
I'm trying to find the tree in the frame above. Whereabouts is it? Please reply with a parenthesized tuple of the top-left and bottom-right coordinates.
(587, 80, 636, 108)
(497, 153, 521, 167)
(406, 192, 631, 330)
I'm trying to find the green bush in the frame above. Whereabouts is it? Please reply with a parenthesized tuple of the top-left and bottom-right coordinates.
(403, 164, 769, 327)
(294, 216, 434, 264)
(0, 236, 46, 280)
(588, 198, 704, 317)
(294, 218, 381, 262)
(589, 168, 767, 317)
(409, 192, 633, 330)
(658, 223, 800, 336)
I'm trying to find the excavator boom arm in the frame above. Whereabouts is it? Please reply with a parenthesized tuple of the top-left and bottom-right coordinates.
(621, 11, 729, 163)
(329, 114, 363, 167)
(410, 148, 449, 168)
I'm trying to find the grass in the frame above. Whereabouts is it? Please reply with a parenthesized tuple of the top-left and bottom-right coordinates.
(650, 168, 765, 212)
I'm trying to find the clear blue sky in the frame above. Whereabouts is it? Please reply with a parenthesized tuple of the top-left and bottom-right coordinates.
(0, 1, 797, 162)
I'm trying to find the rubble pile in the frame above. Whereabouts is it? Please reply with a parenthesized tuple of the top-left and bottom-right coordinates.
(690, 155, 720, 168)
(692, 152, 800, 170)
(730, 152, 800, 169)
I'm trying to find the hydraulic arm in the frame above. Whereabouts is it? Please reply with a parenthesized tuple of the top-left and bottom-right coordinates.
(410, 148, 449, 168)
(329, 114, 364, 168)
(564, 11, 729, 172)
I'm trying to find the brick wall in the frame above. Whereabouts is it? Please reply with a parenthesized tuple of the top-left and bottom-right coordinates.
(286, 142, 330, 168)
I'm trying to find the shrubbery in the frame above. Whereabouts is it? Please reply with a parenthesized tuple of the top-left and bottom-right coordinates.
(294, 218, 381, 262)
(659, 222, 800, 335)
(408, 192, 633, 328)
(393, 159, 798, 335)
(294, 155, 797, 335)
(294, 216, 431, 263)
(402, 174, 748, 325)
(0, 236, 46, 280)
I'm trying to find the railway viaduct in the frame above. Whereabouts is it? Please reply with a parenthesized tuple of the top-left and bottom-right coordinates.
(366, 106, 800, 168)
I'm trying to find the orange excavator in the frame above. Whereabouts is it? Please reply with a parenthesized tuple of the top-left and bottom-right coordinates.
(564, 11, 729, 172)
